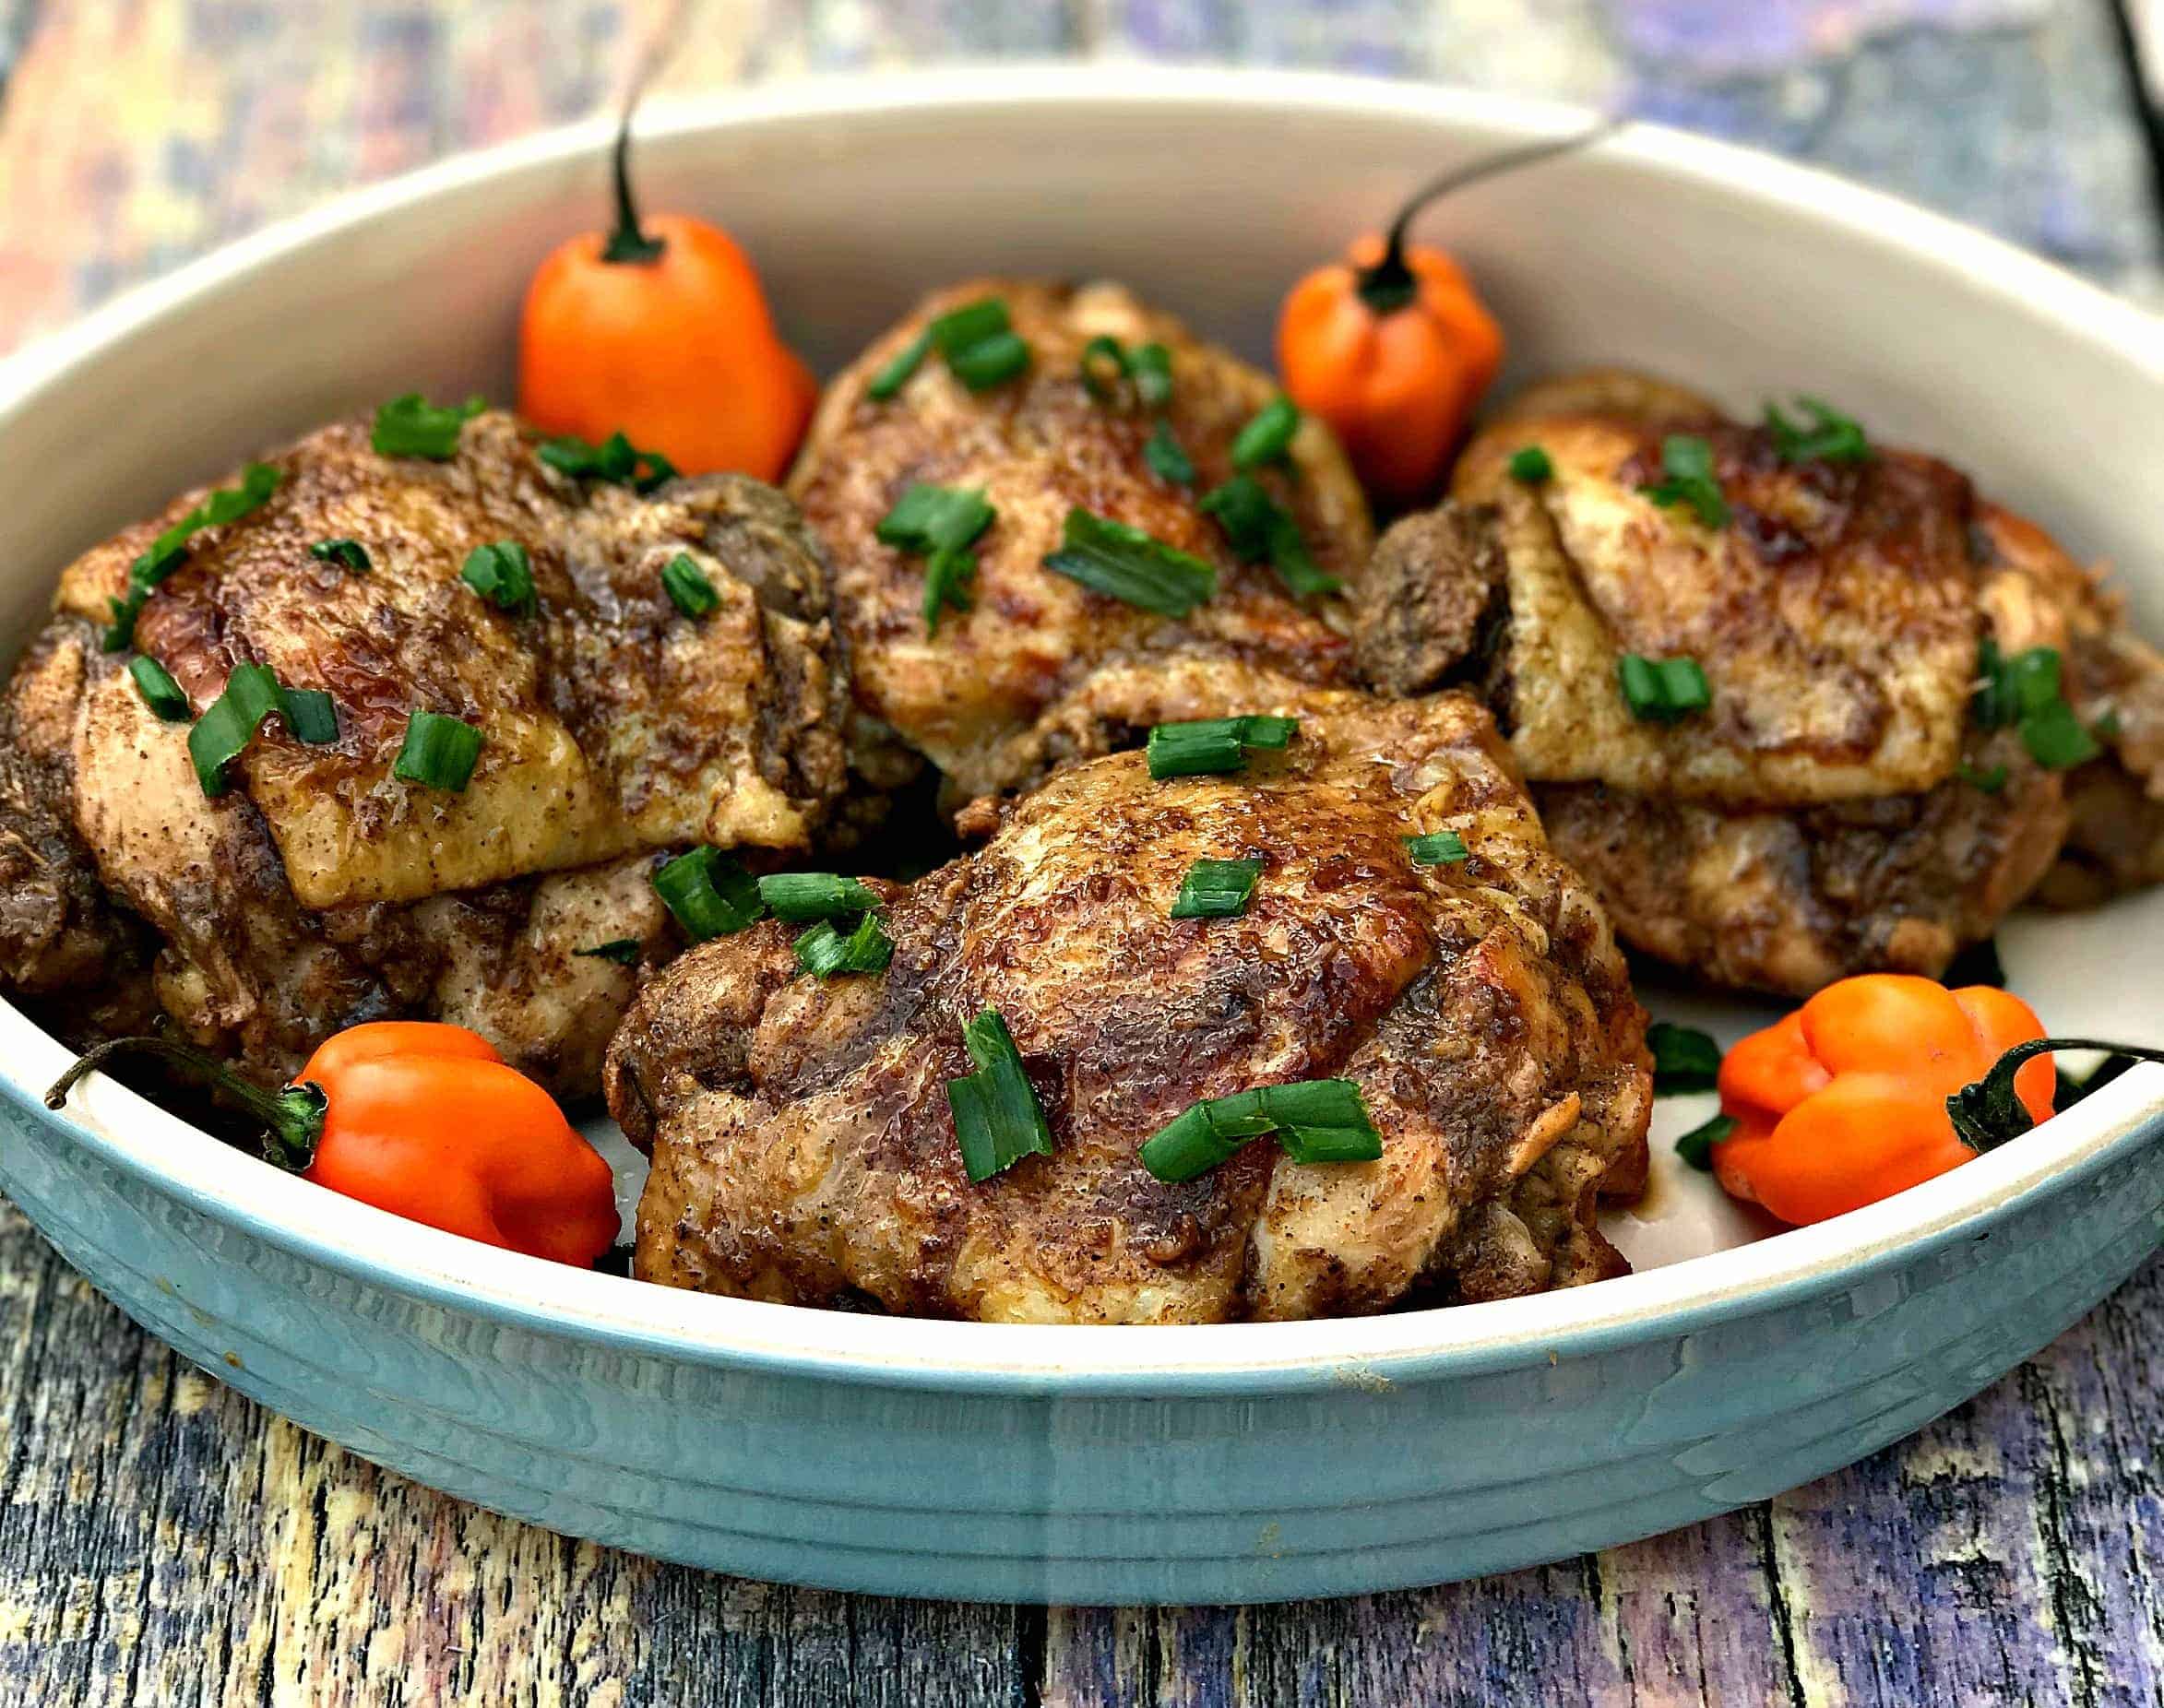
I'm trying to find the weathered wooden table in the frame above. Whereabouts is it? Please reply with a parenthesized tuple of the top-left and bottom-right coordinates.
(1, 3, 2159, 1702)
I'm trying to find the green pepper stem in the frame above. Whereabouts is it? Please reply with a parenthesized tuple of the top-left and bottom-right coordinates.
(45, 1037, 327, 1172)
(600, 108, 666, 266)
(1947, 1038, 2164, 1153)
(1355, 117, 1628, 314)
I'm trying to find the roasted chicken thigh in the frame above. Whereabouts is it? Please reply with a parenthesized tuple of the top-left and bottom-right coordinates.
(789, 279, 1375, 805)
(606, 694, 1651, 1323)
(1354, 369, 2159, 995)
(0, 410, 850, 1092)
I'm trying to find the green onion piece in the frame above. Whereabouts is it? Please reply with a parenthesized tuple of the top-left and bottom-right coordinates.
(1674, 1112, 1737, 1171)
(1618, 654, 1713, 723)
(186, 663, 285, 797)
(1145, 421, 1196, 486)
(1508, 445, 1553, 483)
(1128, 342, 1173, 409)
(1138, 1078, 1381, 1181)
(866, 329, 933, 401)
(946, 330, 1031, 391)
(372, 393, 484, 460)
(1765, 397, 1871, 466)
(757, 872, 880, 921)
(392, 709, 483, 792)
(2008, 646, 2063, 716)
(1197, 474, 1340, 599)
(1956, 760, 2009, 795)
(1143, 714, 1296, 780)
(107, 463, 285, 650)
(460, 540, 536, 616)
(1079, 335, 1126, 401)
(1647, 1022, 1722, 1096)
(1406, 830, 1469, 866)
(877, 484, 996, 633)
(2019, 698, 2100, 770)
(1638, 434, 1730, 528)
(281, 688, 339, 745)
(661, 552, 719, 620)
(575, 939, 643, 965)
(1043, 507, 1217, 617)
(651, 846, 765, 941)
(930, 298, 1011, 355)
(310, 538, 370, 573)
(1231, 395, 1300, 470)
(794, 912, 894, 979)
(946, 1008, 1055, 1182)
(128, 656, 190, 721)
(1170, 857, 1263, 919)
(537, 430, 676, 493)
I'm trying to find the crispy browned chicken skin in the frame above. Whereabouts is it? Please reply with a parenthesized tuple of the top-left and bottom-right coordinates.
(0, 410, 850, 1093)
(607, 694, 1651, 1323)
(1354, 369, 2158, 996)
(788, 279, 1374, 806)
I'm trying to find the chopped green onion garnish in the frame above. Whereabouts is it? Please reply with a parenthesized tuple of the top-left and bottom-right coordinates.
(1144, 715, 1296, 780)
(1144, 421, 1196, 486)
(392, 709, 483, 792)
(1674, 1112, 1737, 1171)
(128, 656, 190, 721)
(794, 912, 894, 979)
(1128, 343, 1172, 409)
(1638, 434, 1729, 528)
(1765, 397, 1871, 466)
(947, 1008, 1055, 1182)
(867, 328, 933, 401)
(1618, 654, 1713, 723)
(928, 298, 1032, 393)
(1198, 475, 1340, 599)
(1079, 335, 1126, 401)
(576, 939, 643, 965)
(310, 538, 370, 573)
(1971, 642, 2099, 769)
(1508, 445, 1553, 483)
(460, 540, 536, 616)
(946, 331, 1031, 391)
(1231, 395, 1300, 470)
(1170, 858, 1263, 919)
(1647, 1022, 1722, 1096)
(1043, 507, 1217, 617)
(651, 846, 764, 941)
(1406, 830, 1469, 866)
(537, 430, 676, 494)
(877, 484, 996, 633)
(2018, 699, 2100, 770)
(105, 463, 283, 651)
(186, 662, 285, 797)
(661, 552, 719, 620)
(1956, 760, 2009, 795)
(373, 393, 484, 460)
(281, 688, 339, 745)
(1138, 1078, 1381, 1182)
(757, 872, 880, 921)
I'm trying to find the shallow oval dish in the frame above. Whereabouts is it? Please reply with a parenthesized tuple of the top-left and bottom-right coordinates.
(3, 68, 2161, 1605)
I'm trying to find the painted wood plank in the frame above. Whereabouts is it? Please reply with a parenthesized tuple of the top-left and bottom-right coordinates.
(0, 4, 2159, 1705)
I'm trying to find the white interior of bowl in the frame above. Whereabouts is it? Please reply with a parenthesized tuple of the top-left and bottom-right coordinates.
(3, 67, 2160, 1382)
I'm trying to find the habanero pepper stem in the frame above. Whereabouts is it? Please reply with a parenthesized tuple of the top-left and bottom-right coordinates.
(1949, 1038, 2164, 1152)
(46, 1036, 326, 1171)
(600, 104, 666, 265)
(1354, 118, 1631, 314)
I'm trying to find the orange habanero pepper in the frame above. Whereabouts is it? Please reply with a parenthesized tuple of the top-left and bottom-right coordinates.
(518, 110, 815, 482)
(1710, 975, 2056, 1226)
(49, 1022, 619, 1266)
(1275, 123, 1620, 510)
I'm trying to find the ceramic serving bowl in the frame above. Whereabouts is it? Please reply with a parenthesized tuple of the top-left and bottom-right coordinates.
(3, 68, 2161, 1606)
